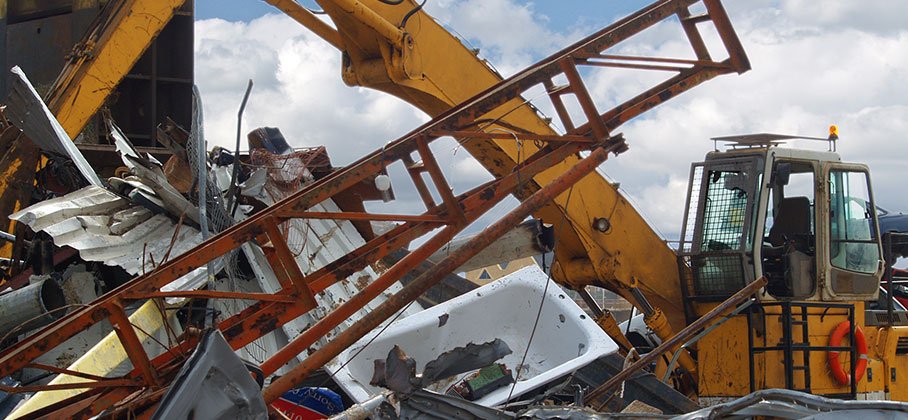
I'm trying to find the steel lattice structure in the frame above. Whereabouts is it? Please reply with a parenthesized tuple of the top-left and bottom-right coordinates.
(0, 0, 748, 417)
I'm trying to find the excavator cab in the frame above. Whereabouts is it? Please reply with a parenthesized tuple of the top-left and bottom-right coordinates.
(672, 136, 908, 400)
(679, 135, 884, 304)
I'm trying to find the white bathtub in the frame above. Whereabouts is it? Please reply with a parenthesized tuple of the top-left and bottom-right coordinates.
(328, 265, 618, 406)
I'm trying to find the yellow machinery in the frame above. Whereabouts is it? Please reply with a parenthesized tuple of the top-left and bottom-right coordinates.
(0, 0, 185, 258)
(278, 0, 702, 342)
(675, 134, 908, 401)
(282, 0, 908, 401)
(3, 0, 907, 407)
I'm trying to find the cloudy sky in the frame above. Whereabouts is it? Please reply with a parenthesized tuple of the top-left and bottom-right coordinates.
(193, 0, 908, 240)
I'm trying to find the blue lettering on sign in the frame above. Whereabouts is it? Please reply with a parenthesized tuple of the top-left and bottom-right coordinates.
(279, 387, 344, 416)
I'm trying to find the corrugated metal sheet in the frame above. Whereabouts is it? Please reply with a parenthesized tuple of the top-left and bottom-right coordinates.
(11, 185, 212, 295)
(12, 152, 422, 378)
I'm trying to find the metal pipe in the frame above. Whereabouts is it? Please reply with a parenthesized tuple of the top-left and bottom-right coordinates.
(0, 230, 15, 243)
(587, 277, 767, 406)
(263, 143, 615, 403)
(629, 285, 655, 316)
(629, 283, 696, 375)
(226, 80, 254, 215)
(576, 287, 604, 318)
(191, 86, 216, 286)
(0, 279, 67, 338)
(266, 0, 343, 50)
(578, 287, 637, 352)
(887, 233, 893, 325)
(429, 219, 553, 273)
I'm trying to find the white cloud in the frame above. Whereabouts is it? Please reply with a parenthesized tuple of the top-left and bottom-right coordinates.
(591, 1, 908, 238)
(194, 0, 908, 243)
(195, 13, 427, 167)
(425, 0, 589, 75)
(780, 0, 908, 35)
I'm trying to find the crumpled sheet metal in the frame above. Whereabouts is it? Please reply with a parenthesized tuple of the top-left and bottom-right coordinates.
(370, 339, 513, 396)
(10, 186, 214, 299)
(109, 120, 200, 224)
(421, 339, 512, 386)
(331, 388, 908, 420)
(11, 186, 127, 232)
(673, 389, 908, 420)
(153, 330, 267, 420)
(4, 66, 103, 187)
(328, 389, 515, 420)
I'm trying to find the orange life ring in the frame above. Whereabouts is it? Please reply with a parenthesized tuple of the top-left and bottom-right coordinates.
(827, 320, 868, 386)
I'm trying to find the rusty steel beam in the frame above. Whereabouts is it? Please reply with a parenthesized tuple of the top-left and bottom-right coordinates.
(263, 139, 623, 403)
(0, 0, 748, 415)
(121, 290, 297, 303)
(287, 211, 448, 222)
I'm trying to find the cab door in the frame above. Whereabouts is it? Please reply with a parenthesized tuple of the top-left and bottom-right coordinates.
(757, 159, 819, 299)
(820, 164, 883, 300)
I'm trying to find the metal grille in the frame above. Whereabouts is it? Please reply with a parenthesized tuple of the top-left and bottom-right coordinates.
(188, 86, 233, 234)
(678, 165, 704, 254)
(699, 170, 747, 252)
(898, 336, 908, 355)
(691, 253, 745, 296)
(681, 160, 757, 298)
(188, 86, 240, 288)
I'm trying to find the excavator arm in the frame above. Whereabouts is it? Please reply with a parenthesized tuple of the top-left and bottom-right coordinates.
(0, 0, 746, 337)
(45, 0, 185, 138)
(0, 2, 749, 416)
(272, 0, 750, 333)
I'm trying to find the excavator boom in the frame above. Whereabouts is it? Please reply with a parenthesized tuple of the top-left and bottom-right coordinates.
(285, 0, 750, 331)
(0, 1, 749, 416)
(0, 1, 748, 418)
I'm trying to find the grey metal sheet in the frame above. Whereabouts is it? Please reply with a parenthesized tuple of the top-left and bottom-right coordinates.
(10, 186, 128, 231)
(153, 330, 267, 420)
(4, 66, 103, 186)
(11, 186, 214, 302)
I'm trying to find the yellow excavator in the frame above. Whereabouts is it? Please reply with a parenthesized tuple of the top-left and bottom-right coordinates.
(3, 0, 907, 410)
(244, 0, 908, 402)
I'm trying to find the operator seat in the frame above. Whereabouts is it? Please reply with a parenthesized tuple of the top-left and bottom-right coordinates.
(767, 196, 811, 247)
(764, 196, 813, 296)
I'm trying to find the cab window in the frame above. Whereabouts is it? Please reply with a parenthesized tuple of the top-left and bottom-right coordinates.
(829, 170, 879, 273)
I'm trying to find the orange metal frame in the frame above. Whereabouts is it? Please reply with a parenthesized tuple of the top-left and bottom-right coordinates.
(0, 0, 748, 417)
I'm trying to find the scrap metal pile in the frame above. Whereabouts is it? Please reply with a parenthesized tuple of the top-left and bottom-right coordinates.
(1, 0, 907, 419)
(0, 67, 685, 419)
